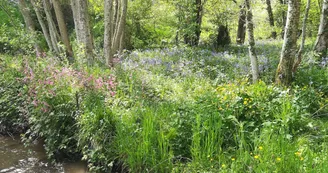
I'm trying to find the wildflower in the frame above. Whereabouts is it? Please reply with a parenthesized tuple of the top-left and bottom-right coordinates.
(254, 155, 259, 159)
(210, 158, 213, 161)
(276, 157, 281, 162)
(295, 151, 301, 156)
(221, 164, 226, 168)
(243, 100, 248, 105)
(300, 157, 304, 161)
(258, 146, 263, 151)
(231, 157, 235, 161)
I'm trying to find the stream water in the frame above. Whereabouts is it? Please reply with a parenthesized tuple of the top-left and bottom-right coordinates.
(0, 136, 87, 173)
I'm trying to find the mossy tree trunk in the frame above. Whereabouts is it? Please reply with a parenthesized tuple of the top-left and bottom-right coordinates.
(276, 0, 301, 86)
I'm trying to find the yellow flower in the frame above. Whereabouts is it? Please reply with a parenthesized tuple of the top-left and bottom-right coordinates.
(254, 155, 260, 159)
(276, 157, 281, 162)
(221, 164, 226, 168)
(210, 158, 213, 161)
(231, 157, 235, 161)
(258, 146, 263, 150)
(243, 100, 248, 105)
(300, 157, 304, 161)
(295, 151, 301, 156)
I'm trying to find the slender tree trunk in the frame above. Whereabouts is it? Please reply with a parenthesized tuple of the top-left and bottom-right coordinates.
(314, 0, 328, 58)
(43, 0, 60, 54)
(266, 0, 277, 39)
(31, 0, 53, 52)
(18, 0, 42, 55)
(119, 32, 124, 54)
(52, 0, 74, 59)
(276, 0, 301, 86)
(279, 0, 287, 39)
(194, 0, 203, 45)
(71, 0, 81, 43)
(112, 0, 127, 57)
(104, 0, 113, 66)
(293, 0, 311, 72)
(245, 0, 259, 83)
(236, 3, 246, 44)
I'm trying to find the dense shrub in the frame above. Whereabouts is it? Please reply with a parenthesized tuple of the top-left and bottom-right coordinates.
(0, 56, 28, 134)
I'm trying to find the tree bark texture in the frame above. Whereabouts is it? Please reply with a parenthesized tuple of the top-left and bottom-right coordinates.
(245, 0, 260, 83)
(293, 0, 311, 72)
(276, 0, 301, 86)
(70, 0, 81, 43)
(18, 0, 42, 54)
(104, 0, 113, 65)
(43, 0, 61, 54)
(52, 0, 74, 58)
(279, 0, 287, 38)
(266, 0, 277, 39)
(104, 0, 127, 66)
(236, 3, 246, 44)
(31, 0, 53, 52)
(314, 0, 328, 58)
(195, 0, 203, 45)
(71, 0, 94, 64)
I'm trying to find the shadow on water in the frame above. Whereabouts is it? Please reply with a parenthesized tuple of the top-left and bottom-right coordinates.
(0, 136, 87, 173)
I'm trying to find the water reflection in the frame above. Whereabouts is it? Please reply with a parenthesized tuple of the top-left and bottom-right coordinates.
(0, 136, 87, 173)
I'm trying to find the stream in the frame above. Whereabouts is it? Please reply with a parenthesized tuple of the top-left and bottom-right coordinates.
(0, 135, 87, 173)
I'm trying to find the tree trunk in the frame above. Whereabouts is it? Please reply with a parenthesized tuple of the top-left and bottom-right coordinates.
(18, 0, 42, 55)
(245, 0, 260, 83)
(76, 0, 94, 65)
(293, 0, 311, 72)
(71, 0, 81, 43)
(314, 0, 328, 58)
(279, 0, 287, 39)
(104, 0, 113, 66)
(31, 0, 53, 52)
(266, 0, 277, 39)
(52, 0, 74, 59)
(112, 0, 127, 58)
(276, 0, 301, 86)
(194, 0, 203, 45)
(236, 3, 246, 44)
(43, 0, 61, 55)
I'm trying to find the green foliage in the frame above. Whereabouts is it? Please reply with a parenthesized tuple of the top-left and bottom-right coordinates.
(78, 91, 116, 172)
(0, 55, 28, 134)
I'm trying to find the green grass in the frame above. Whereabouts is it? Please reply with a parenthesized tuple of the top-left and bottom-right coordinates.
(1, 40, 328, 172)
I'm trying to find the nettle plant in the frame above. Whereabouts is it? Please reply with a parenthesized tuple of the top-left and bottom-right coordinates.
(20, 55, 116, 160)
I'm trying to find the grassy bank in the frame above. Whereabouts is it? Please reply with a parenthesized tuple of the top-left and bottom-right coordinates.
(1, 42, 328, 172)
